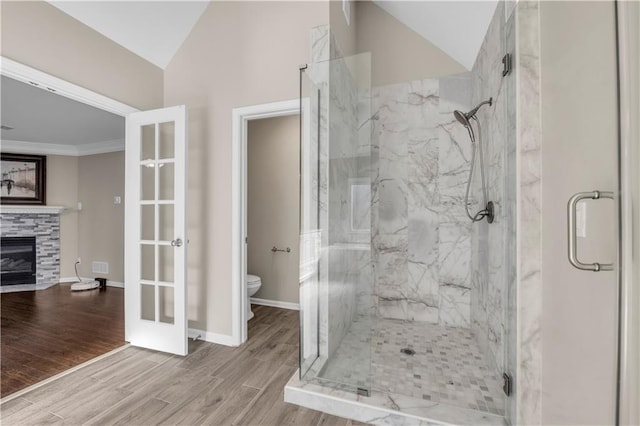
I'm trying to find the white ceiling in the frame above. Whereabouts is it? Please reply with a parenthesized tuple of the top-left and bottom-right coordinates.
(1, 76, 124, 147)
(48, 1, 210, 69)
(374, 1, 499, 70)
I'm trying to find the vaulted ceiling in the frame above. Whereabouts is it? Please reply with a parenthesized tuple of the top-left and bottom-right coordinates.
(47, 1, 497, 72)
(48, 1, 210, 69)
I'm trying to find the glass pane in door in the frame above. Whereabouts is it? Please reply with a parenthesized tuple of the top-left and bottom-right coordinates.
(158, 122, 175, 159)
(141, 166, 155, 200)
(141, 244, 154, 281)
(158, 285, 175, 324)
(141, 284, 155, 321)
(159, 164, 175, 200)
(158, 205, 174, 241)
(141, 124, 155, 161)
(141, 205, 154, 240)
(158, 246, 174, 283)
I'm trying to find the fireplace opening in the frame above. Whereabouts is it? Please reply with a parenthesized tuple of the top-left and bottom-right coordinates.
(1, 236, 36, 285)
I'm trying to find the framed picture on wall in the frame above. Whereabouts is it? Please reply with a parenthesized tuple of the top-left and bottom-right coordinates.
(1, 153, 46, 205)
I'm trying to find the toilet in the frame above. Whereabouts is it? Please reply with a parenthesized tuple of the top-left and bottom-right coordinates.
(246, 274, 262, 320)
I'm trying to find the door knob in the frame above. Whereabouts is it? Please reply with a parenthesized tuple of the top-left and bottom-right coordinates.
(171, 238, 183, 247)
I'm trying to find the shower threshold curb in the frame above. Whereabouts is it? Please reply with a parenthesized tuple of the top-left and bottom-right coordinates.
(284, 370, 505, 426)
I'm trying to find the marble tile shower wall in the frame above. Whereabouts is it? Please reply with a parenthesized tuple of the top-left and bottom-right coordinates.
(370, 76, 475, 328)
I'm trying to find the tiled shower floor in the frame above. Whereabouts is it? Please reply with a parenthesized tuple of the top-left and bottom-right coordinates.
(319, 317, 505, 416)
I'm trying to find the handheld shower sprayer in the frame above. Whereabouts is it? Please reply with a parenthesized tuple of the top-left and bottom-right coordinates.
(454, 98, 494, 224)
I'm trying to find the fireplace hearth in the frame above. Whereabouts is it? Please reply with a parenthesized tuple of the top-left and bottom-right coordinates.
(1, 236, 36, 285)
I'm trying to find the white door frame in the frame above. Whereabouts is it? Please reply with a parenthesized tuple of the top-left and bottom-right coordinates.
(0, 56, 138, 116)
(231, 98, 307, 346)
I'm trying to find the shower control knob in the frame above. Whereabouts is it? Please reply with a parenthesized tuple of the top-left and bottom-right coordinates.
(171, 238, 183, 247)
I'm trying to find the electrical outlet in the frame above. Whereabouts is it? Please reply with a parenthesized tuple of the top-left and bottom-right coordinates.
(77, 202, 82, 211)
(76, 257, 81, 264)
(114, 196, 121, 205)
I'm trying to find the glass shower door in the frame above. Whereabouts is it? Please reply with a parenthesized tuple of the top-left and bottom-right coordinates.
(299, 50, 374, 394)
(299, 64, 322, 379)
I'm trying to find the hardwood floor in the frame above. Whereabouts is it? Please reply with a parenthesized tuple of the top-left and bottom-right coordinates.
(1, 283, 125, 397)
(0, 305, 364, 425)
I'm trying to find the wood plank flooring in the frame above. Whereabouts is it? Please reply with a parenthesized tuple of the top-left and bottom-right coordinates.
(1, 283, 125, 397)
(1, 305, 366, 425)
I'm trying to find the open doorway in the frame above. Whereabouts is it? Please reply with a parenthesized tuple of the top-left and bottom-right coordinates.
(0, 61, 134, 397)
(231, 99, 304, 345)
(245, 114, 300, 336)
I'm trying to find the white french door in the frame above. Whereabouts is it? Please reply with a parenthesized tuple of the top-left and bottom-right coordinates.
(124, 105, 188, 356)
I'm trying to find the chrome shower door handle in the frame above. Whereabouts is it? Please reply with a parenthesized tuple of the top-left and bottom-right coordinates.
(567, 190, 615, 272)
(171, 238, 183, 248)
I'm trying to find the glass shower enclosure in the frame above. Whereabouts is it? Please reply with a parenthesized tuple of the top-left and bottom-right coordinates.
(299, 2, 517, 420)
(299, 38, 374, 394)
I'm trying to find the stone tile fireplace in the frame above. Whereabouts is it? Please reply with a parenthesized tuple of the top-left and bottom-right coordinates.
(0, 206, 64, 292)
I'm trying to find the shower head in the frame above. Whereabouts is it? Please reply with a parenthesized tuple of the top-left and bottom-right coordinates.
(454, 110, 471, 128)
(453, 97, 494, 129)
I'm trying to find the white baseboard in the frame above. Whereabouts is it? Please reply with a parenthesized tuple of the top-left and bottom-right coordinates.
(59, 277, 124, 288)
(250, 297, 300, 311)
(188, 328, 237, 347)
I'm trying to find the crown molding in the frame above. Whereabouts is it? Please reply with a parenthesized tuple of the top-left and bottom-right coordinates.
(77, 139, 125, 156)
(1, 139, 125, 157)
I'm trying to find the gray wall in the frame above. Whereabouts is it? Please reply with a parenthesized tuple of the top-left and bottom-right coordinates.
(247, 115, 300, 304)
(77, 151, 125, 283)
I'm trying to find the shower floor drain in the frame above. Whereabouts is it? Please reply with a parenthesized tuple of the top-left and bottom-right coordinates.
(400, 348, 415, 355)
